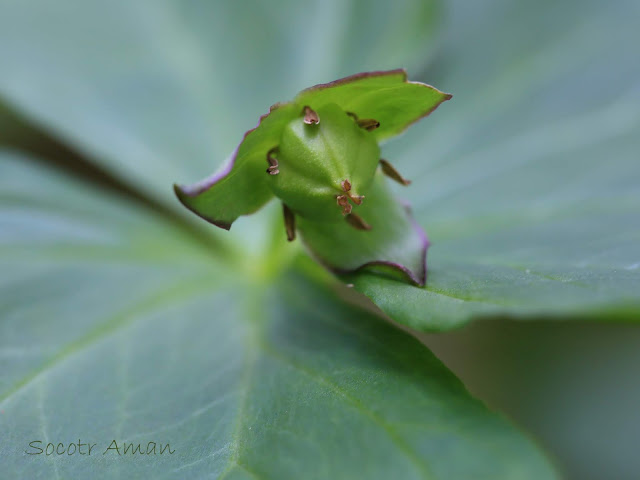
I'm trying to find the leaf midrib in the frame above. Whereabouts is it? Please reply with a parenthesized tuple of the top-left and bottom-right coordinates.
(260, 341, 435, 479)
(219, 279, 435, 480)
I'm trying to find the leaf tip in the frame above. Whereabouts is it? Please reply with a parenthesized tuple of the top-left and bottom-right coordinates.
(173, 182, 189, 203)
(172, 182, 232, 231)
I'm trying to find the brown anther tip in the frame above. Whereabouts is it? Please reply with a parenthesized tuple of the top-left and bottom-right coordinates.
(336, 195, 352, 215)
(341, 179, 352, 192)
(357, 118, 380, 131)
(303, 106, 319, 125)
(283, 204, 296, 242)
(345, 213, 372, 231)
(379, 159, 411, 185)
(267, 147, 279, 162)
(266, 147, 280, 175)
(350, 195, 364, 205)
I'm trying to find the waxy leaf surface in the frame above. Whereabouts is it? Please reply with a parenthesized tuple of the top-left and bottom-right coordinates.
(0, 152, 557, 479)
(347, 0, 640, 330)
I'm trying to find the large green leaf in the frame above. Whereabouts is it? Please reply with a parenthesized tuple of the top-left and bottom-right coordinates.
(0, 152, 556, 478)
(347, 0, 640, 330)
(0, 0, 441, 207)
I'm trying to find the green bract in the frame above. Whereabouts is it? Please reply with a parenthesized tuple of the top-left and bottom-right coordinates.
(174, 69, 451, 285)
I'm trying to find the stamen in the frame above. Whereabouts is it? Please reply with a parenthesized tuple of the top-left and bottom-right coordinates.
(338, 178, 364, 209)
(336, 195, 352, 215)
(346, 213, 372, 231)
(349, 195, 364, 205)
(340, 179, 364, 205)
(282, 204, 296, 241)
(379, 159, 411, 185)
(347, 112, 379, 131)
(356, 118, 380, 131)
(266, 147, 279, 175)
(303, 106, 320, 125)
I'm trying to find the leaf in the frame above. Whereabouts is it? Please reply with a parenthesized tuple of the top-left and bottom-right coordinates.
(297, 172, 428, 286)
(174, 103, 298, 229)
(0, 0, 442, 207)
(346, 0, 640, 330)
(0, 152, 557, 479)
(295, 69, 452, 142)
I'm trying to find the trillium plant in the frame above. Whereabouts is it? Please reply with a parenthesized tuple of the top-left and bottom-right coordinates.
(174, 70, 451, 286)
(4, 0, 640, 477)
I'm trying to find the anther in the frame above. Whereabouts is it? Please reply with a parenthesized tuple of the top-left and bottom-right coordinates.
(340, 179, 364, 205)
(282, 203, 296, 241)
(350, 195, 364, 205)
(356, 118, 380, 131)
(336, 195, 352, 215)
(347, 111, 380, 131)
(303, 106, 319, 125)
(379, 159, 411, 185)
(266, 147, 280, 175)
(345, 213, 372, 231)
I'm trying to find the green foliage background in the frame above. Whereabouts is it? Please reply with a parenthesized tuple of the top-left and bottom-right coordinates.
(0, 0, 638, 479)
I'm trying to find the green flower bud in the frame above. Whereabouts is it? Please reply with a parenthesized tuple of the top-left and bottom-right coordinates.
(267, 103, 379, 223)
(174, 69, 451, 285)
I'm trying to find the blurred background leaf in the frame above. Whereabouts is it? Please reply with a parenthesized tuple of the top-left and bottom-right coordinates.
(351, 0, 640, 330)
(0, 0, 441, 206)
(421, 321, 640, 480)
